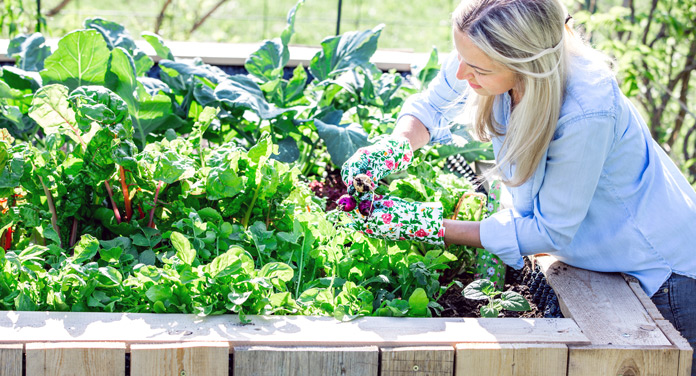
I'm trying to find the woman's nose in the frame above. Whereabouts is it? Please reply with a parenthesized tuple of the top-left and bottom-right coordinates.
(456, 61, 472, 81)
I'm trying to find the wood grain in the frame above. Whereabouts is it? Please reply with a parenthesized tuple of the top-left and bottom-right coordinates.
(380, 346, 454, 376)
(130, 342, 229, 376)
(0, 344, 22, 376)
(232, 346, 378, 376)
(456, 343, 567, 376)
(568, 345, 680, 376)
(25, 342, 125, 376)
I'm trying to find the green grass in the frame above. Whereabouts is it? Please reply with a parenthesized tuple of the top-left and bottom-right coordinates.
(33, 0, 459, 54)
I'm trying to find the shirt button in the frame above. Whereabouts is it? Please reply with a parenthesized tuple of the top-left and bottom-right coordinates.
(663, 288, 669, 293)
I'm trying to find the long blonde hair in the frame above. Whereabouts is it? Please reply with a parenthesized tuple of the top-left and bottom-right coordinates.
(453, 0, 586, 186)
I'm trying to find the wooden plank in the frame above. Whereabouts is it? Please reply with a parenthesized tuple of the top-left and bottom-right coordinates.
(232, 346, 378, 376)
(655, 320, 694, 376)
(0, 344, 22, 376)
(380, 346, 454, 376)
(25, 342, 125, 376)
(455, 343, 567, 376)
(130, 342, 229, 376)
(622, 274, 664, 320)
(568, 345, 680, 376)
(534, 255, 671, 346)
(0, 311, 589, 346)
(455, 343, 514, 376)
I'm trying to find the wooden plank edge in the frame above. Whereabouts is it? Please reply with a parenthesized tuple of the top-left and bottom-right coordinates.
(655, 320, 694, 376)
(621, 273, 665, 320)
(0, 311, 589, 346)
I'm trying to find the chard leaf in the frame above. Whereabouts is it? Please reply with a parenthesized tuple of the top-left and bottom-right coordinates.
(41, 29, 110, 91)
(141, 32, 174, 60)
(259, 262, 294, 282)
(7, 33, 51, 71)
(170, 231, 195, 265)
(314, 118, 369, 167)
(206, 246, 244, 278)
(69, 85, 132, 134)
(132, 92, 185, 147)
(408, 288, 430, 317)
(73, 234, 100, 264)
(28, 85, 83, 145)
(309, 24, 383, 82)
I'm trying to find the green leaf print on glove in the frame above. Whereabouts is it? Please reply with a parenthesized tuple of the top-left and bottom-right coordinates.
(341, 135, 413, 195)
(346, 193, 445, 246)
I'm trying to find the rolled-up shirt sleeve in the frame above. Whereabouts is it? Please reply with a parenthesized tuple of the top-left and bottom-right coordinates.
(480, 114, 616, 268)
(397, 51, 470, 144)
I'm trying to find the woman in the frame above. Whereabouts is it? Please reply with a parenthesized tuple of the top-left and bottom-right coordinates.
(341, 0, 696, 371)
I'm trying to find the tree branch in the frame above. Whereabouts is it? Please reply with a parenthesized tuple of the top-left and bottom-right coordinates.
(189, 0, 228, 35)
(46, 0, 74, 17)
(154, 0, 173, 34)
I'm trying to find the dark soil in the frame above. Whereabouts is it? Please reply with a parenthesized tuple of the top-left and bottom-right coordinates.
(309, 168, 552, 319)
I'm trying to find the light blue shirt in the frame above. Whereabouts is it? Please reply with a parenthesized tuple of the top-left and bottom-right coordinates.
(399, 51, 696, 296)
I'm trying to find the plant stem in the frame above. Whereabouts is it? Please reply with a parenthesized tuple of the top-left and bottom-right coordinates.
(38, 175, 62, 248)
(103, 181, 122, 224)
(69, 217, 78, 248)
(148, 181, 164, 228)
(242, 182, 262, 229)
(295, 235, 306, 298)
(119, 166, 132, 221)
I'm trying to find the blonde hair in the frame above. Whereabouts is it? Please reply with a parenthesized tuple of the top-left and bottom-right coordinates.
(452, 0, 602, 186)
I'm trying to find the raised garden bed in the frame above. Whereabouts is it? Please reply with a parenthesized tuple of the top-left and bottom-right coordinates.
(0, 255, 691, 376)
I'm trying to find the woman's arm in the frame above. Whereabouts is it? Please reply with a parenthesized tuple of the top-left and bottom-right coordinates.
(443, 219, 482, 248)
(392, 115, 431, 150)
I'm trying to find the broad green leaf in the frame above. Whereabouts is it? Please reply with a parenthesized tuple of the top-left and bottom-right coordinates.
(158, 59, 228, 86)
(69, 85, 132, 134)
(28, 85, 83, 146)
(462, 279, 495, 300)
(416, 46, 440, 91)
(499, 291, 531, 312)
(7, 33, 51, 71)
(206, 246, 245, 278)
(41, 29, 110, 91)
(132, 92, 185, 148)
(245, 39, 286, 83)
(2, 66, 42, 91)
(215, 76, 294, 120)
(146, 285, 172, 302)
(142, 32, 174, 60)
(259, 262, 294, 282)
(314, 118, 369, 167)
(170, 231, 195, 265)
(480, 305, 500, 318)
(309, 24, 384, 82)
(280, 0, 304, 46)
(105, 47, 138, 110)
(84, 18, 153, 76)
(271, 136, 300, 163)
(73, 234, 100, 264)
(408, 288, 430, 317)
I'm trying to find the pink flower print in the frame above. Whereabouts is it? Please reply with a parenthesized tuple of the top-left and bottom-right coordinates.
(388, 148, 394, 154)
(366, 228, 373, 234)
(374, 194, 383, 200)
(366, 170, 373, 177)
(399, 237, 406, 240)
(437, 228, 444, 237)
(491, 193, 497, 200)
(385, 159, 395, 170)
(487, 267, 495, 276)
(363, 149, 371, 155)
(383, 200, 394, 208)
(492, 258, 498, 264)
(403, 151, 412, 162)
(415, 229, 427, 237)
(381, 213, 392, 224)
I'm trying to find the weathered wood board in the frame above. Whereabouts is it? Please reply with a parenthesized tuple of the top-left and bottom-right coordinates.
(130, 342, 229, 376)
(232, 346, 379, 376)
(25, 342, 125, 376)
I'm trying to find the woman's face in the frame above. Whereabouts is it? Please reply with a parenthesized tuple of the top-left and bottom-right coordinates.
(453, 28, 519, 101)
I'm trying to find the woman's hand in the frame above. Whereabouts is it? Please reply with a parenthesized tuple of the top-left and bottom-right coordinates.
(345, 193, 445, 246)
(340, 135, 414, 195)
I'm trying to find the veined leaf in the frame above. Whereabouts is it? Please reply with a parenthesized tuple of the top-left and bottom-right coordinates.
(245, 39, 286, 83)
(142, 32, 174, 60)
(41, 29, 110, 91)
(170, 231, 195, 265)
(84, 18, 153, 76)
(106, 47, 138, 110)
(408, 288, 430, 317)
(314, 117, 369, 167)
(215, 76, 294, 119)
(28, 85, 83, 146)
(309, 24, 384, 82)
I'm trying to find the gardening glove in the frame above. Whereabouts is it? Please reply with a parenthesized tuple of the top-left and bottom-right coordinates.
(345, 193, 445, 246)
(474, 180, 507, 287)
(341, 135, 414, 195)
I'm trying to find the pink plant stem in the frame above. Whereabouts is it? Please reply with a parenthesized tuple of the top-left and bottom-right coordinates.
(69, 217, 78, 248)
(38, 175, 62, 248)
(148, 181, 163, 228)
(103, 181, 122, 224)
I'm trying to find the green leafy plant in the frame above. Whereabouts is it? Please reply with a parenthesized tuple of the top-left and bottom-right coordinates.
(462, 279, 531, 318)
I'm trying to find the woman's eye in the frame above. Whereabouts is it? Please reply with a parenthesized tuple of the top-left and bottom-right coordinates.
(474, 70, 487, 76)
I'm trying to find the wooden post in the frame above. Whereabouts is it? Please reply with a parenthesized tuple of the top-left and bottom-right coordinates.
(232, 346, 379, 376)
(380, 346, 454, 376)
(0, 344, 22, 376)
(25, 342, 125, 376)
(130, 342, 229, 376)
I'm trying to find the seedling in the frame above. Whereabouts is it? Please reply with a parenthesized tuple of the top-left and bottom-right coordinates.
(462, 279, 531, 318)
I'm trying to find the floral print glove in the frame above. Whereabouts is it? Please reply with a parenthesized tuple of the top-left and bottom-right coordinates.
(347, 193, 445, 246)
(341, 135, 414, 195)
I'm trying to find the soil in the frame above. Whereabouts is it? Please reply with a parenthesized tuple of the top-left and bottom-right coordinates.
(309, 168, 547, 319)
